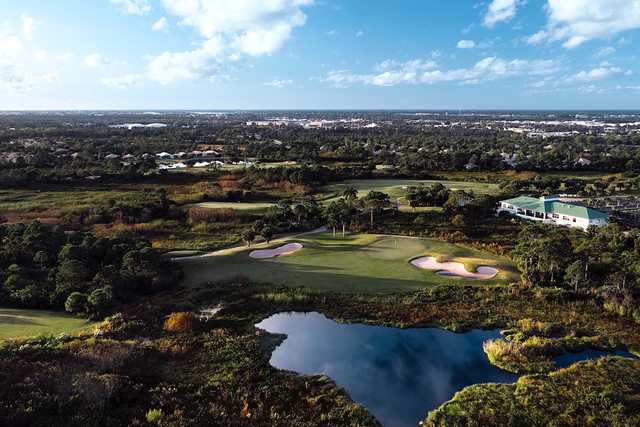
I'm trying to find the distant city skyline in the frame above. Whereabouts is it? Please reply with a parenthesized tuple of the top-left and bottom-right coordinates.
(1, 0, 640, 110)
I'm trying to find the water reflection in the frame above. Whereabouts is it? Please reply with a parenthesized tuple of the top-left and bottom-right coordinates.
(256, 312, 516, 427)
(256, 312, 635, 427)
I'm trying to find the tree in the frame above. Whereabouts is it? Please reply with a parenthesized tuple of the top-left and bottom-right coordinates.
(54, 259, 94, 303)
(293, 204, 307, 225)
(242, 229, 257, 247)
(261, 226, 275, 244)
(324, 201, 343, 238)
(33, 251, 49, 269)
(362, 191, 391, 227)
(65, 292, 88, 314)
(342, 186, 358, 203)
(564, 260, 590, 293)
(87, 287, 112, 318)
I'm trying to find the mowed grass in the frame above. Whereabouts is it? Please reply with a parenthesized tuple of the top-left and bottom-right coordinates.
(183, 201, 275, 212)
(178, 232, 519, 293)
(318, 179, 502, 204)
(0, 308, 95, 341)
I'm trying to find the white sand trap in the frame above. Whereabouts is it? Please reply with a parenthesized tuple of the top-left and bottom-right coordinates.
(249, 243, 303, 259)
(410, 256, 498, 280)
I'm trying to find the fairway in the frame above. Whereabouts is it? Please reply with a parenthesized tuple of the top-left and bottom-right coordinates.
(318, 179, 501, 204)
(178, 232, 519, 293)
(183, 201, 275, 212)
(0, 308, 95, 341)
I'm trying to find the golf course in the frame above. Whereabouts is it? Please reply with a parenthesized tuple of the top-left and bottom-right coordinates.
(0, 308, 95, 341)
(183, 201, 275, 212)
(178, 232, 519, 293)
(319, 179, 502, 204)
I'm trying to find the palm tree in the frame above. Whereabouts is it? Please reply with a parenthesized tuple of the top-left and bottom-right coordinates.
(325, 201, 341, 237)
(293, 204, 307, 225)
(363, 191, 391, 227)
(342, 186, 358, 203)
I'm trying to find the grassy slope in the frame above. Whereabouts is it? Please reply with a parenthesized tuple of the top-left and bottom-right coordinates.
(0, 308, 94, 340)
(178, 232, 519, 293)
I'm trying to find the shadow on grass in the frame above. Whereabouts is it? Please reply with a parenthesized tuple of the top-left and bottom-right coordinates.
(0, 315, 43, 326)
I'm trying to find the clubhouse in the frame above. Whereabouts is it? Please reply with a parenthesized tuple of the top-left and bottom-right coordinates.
(497, 195, 609, 231)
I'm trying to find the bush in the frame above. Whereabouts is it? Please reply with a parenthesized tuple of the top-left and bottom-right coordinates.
(451, 214, 466, 227)
(146, 409, 164, 424)
(163, 312, 197, 333)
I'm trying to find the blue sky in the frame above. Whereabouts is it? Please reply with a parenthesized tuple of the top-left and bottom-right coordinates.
(1, 0, 639, 110)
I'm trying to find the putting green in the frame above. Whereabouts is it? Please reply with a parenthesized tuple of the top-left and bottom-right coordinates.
(0, 308, 95, 341)
(178, 232, 519, 293)
(318, 179, 501, 204)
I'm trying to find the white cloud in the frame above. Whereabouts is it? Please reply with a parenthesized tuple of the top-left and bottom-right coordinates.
(321, 56, 560, 88)
(145, 0, 313, 84)
(0, 26, 63, 93)
(595, 46, 616, 57)
(159, 0, 311, 56)
(457, 39, 476, 49)
(152, 17, 168, 32)
(264, 79, 293, 88)
(568, 66, 627, 82)
(147, 37, 224, 85)
(21, 15, 37, 39)
(110, 0, 151, 15)
(356, 30, 364, 38)
(100, 74, 143, 89)
(484, 0, 520, 28)
(326, 29, 337, 36)
(83, 53, 109, 67)
(528, 0, 640, 49)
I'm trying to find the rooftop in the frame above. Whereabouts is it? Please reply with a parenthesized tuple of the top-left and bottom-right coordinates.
(501, 196, 609, 220)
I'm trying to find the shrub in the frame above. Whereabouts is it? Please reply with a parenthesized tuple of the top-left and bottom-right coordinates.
(517, 318, 560, 337)
(146, 409, 164, 424)
(451, 214, 466, 227)
(163, 312, 197, 333)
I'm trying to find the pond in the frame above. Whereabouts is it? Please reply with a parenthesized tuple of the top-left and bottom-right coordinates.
(256, 312, 635, 427)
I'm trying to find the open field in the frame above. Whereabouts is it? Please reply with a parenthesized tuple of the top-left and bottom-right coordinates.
(178, 232, 519, 293)
(318, 179, 502, 204)
(0, 308, 95, 340)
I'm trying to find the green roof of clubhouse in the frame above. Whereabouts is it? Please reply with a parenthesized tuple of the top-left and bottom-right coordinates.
(501, 196, 609, 220)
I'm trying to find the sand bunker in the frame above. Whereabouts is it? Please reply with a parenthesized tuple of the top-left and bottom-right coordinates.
(249, 243, 303, 259)
(410, 256, 498, 280)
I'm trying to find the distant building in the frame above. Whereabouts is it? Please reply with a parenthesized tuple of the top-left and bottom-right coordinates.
(497, 195, 609, 231)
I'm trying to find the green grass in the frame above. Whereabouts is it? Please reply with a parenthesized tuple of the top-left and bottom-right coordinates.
(318, 179, 502, 204)
(178, 232, 519, 293)
(183, 201, 275, 212)
(0, 308, 95, 340)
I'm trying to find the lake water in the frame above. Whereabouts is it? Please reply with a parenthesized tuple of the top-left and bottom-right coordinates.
(255, 312, 635, 427)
